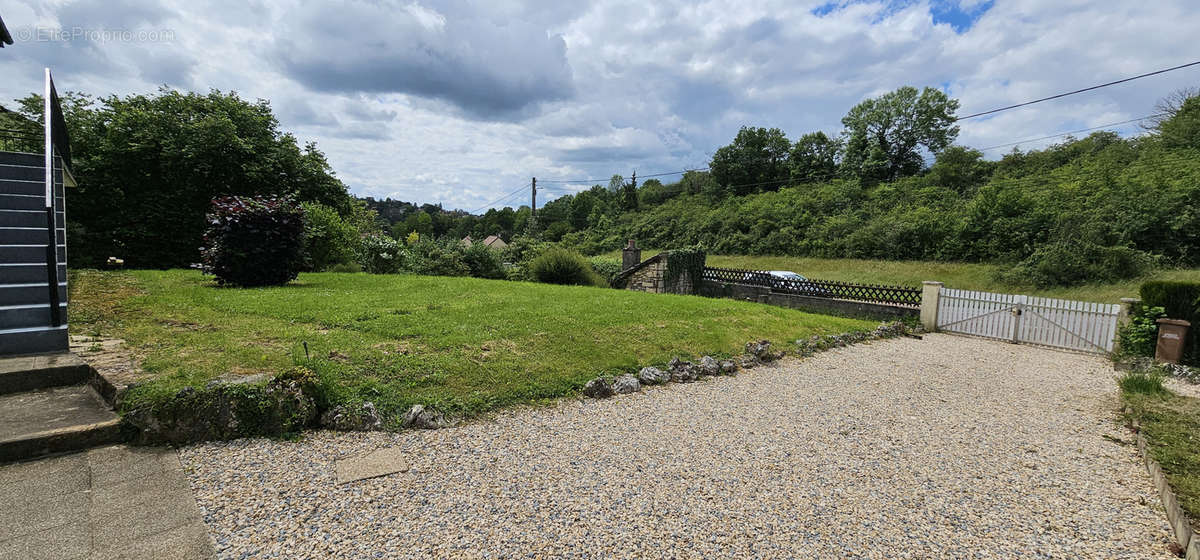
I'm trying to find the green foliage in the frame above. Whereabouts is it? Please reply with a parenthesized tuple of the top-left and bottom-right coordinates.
(1140, 280, 1200, 364)
(789, 131, 841, 184)
(357, 233, 402, 274)
(587, 256, 623, 285)
(408, 238, 470, 277)
(8, 88, 353, 268)
(840, 86, 960, 183)
(1117, 305, 1166, 357)
(1157, 95, 1200, 150)
(529, 247, 604, 286)
(301, 202, 359, 271)
(460, 242, 506, 279)
(1118, 369, 1168, 396)
(663, 247, 706, 288)
(201, 196, 306, 287)
(998, 242, 1157, 288)
(710, 126, 792, 196)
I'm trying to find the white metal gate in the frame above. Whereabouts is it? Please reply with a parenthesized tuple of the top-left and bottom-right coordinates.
(937, 288, 1120, 353)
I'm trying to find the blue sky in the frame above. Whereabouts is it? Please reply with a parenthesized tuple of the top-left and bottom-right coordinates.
(1, 0, 1198, 212)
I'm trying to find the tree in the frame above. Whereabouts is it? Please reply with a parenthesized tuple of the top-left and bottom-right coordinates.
(926, 146, 993, 194)
(8, 87, 353, 268)
(1156, 93, 1200, 150)
(1144, 87, 1200, 131)
(607, 174, 625, 193)
(789, 131, 841, 184)
(709, 126, 792, 196)
(840, 86, 959, 184)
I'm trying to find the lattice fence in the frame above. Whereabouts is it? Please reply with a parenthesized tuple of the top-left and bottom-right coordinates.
(702, 267, 922, 307)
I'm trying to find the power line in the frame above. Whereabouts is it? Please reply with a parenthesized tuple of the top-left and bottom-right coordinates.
(469, 184, 528, 214)
(956, 60, 1200, 121)
(977, 114, 1164, 151)
(539, 167, 709, 184)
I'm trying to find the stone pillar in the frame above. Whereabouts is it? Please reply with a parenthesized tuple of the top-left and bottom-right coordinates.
(920, 281, 943, 332)
(622, 239, 641, 271)
(1114, 297, 1140, 355)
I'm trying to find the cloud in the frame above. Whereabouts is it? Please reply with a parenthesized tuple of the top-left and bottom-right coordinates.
(269, 1, 575, 120)
(2, 0, 1199, 213)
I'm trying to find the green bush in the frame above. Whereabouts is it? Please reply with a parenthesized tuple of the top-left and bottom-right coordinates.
(588, 256, 623, 285)
(301, 202, 359, 271)
(410, 239, 469, 277)
(1140, 280, 1200, 364)
(1117, 304, 1166, 357)
(998, 242, 1157, 288)
(461, 243, 506, 279)
(201, 196, 306, 287)
(529, 247, 604, 286)
(328, 262, 362, 273)
(357, 233, 403, 274)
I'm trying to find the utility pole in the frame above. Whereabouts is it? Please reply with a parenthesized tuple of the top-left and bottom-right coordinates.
(530, 176, 537, 232)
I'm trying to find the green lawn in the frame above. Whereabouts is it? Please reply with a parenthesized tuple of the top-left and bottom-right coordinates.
(608, 251, 1200, 303)
(1124, 389, 1200, 525)
(70, 269, 874, 423)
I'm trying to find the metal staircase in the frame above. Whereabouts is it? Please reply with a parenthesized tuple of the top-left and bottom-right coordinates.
(0, 150, 68, 356)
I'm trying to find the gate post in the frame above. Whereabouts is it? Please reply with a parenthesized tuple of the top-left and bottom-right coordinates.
(920, 281, 943, 332)
(1011, 295, 1027, 343)
(1114, 297, 1140, 354)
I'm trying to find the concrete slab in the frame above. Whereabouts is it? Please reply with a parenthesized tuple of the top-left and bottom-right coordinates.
(335, 446, 410, 484)
(0, 385, 117, 442)
(0, 445, 215, 560)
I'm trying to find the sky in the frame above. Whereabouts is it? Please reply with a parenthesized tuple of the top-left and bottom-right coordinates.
(2, 0, 1199, 213)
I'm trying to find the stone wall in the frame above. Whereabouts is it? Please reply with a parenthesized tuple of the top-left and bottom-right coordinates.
(698, 280, 918, 320)
(623, 256, 695, 295)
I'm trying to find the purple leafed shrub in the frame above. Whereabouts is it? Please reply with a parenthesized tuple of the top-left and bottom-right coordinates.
(201, 195, 306, 287)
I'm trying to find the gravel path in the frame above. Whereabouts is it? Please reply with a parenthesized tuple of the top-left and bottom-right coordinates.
(179, 334, 1176, 559)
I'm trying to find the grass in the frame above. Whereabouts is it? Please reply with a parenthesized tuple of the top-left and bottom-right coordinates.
(1124, 386, 1200, 524)
(69, 269, 874, 424)
(607, 251, 1200, 303)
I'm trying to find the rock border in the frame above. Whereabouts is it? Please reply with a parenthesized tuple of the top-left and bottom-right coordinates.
(579, 321, 919, 399)
(1126, 408, 1200, 559)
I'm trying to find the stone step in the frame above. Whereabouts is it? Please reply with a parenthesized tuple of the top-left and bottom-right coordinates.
(0, 353, 90, 395)
(0, 384, 121, 463)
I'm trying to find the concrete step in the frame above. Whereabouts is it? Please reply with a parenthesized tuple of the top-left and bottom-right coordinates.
(0, 353, 89, 395)
(0, 193, 61, 211)
(0, 263, 68, 283)
(0, 282, 67, 306)
(0, 227, 64, 245)
(0, 245, 66, 264)
(0, 209, 62, 228)
(0, 178, 63, 197)
(0, 303, 69, 330)
(0, 326, 70, 356)
(0, 384, 121, 463)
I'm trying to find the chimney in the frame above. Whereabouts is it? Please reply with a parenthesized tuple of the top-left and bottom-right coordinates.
(622, 239, 641, 271)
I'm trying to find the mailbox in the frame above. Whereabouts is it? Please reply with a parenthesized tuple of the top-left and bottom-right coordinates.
(1155, 318, 1191, 364)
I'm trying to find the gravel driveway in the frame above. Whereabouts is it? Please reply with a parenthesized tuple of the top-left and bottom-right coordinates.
(179, 334, 1177, 559)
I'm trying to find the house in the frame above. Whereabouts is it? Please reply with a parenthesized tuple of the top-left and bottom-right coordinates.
(460, 236, 473, 247)
(482, 235, 507, 250)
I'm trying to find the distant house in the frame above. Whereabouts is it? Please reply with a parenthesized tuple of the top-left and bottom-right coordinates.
(460, 236, 473, 247)
(482, 235, 507, 250)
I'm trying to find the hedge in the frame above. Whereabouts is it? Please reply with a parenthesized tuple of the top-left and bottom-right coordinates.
(1140, 280, 1200, 365)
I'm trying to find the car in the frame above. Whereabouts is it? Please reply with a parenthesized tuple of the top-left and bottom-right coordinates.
(762, 270, 833, 297)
